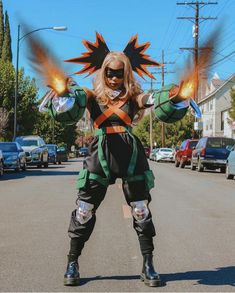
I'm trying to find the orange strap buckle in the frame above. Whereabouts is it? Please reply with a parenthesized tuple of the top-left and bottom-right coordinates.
(105, 126, 127, 134)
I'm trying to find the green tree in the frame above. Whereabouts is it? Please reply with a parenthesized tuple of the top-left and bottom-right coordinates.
(16, 73, 39, 136)
(0, 60, 15, 139)
(1, 11, 12, 62)
(228, 88, 235, 123)
(133, 111, 195, 148)
(34, 111, 78, 150)
(133, 115, 151, 147)
(0, 107, 8, 140)
(0, 62, 40, 140)
(0, 0, 4, 59)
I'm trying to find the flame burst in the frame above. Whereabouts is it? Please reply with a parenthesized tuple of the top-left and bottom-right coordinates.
(27, 35, 67, 94)
(178, 28, 220, 101)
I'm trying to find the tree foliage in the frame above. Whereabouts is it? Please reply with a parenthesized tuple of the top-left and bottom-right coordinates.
(33, 111, 78, 150)
(0, 107, 8, 139)
(0, 0, 4, 58)
(133, 110, 195, 148)
(1, 11, 12, 62)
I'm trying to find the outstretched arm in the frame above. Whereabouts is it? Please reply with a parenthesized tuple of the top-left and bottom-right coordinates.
(39, 79, 89, 124)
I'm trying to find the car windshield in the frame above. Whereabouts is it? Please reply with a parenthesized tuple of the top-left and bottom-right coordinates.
(47, 145, 56, 151)
(58, 147, 66, 152)
(18, 140, 39, 147)
(160, 148, 172, 152)
(207, 138, 235, 148)
(0, 143, 17, 152)
(189, 141, 198, 149)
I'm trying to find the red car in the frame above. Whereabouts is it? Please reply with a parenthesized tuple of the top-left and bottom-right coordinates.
(175, 139, 198, 168)
(144, 147, 150, 158)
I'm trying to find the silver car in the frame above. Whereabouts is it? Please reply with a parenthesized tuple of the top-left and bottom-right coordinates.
(155, 148, 174, 162)
(15, 135, 49, 168)
(226, 145, 235, 180)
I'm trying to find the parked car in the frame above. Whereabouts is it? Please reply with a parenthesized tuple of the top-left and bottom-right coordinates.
(0, 149, 4, 176)
(149, 148, 159, 161)
(0, 142, 27, 172)
(226, 144, 235, 179)
(144, 147, 150, 158)
(46, 144, 58, 164)
(46, 144, 68, 164)
(78, 147, 89, 157)
(57, 146, 68, 162)
(175, 139, 199, 168)
(191, 136, 235, 173)
(15, 135, 49, 168)
(155, 148, 174, 162)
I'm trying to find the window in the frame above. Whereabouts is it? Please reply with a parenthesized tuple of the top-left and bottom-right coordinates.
(210, 101, 213, 110)
(221, 111, 226, 131)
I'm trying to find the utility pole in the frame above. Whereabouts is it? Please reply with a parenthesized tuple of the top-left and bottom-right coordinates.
(152, 50, 175, 147)
(177, 1, 217, 102)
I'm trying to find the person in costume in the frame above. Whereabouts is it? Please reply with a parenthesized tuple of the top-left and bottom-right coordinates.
(38, 33, 200, 287)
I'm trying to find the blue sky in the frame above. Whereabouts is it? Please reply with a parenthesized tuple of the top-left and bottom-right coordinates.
(4, 0, 235, 94)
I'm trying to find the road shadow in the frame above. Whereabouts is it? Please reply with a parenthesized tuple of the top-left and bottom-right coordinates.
(0, 167, 79, 180)
(79, 274, 141, 285)
(161, 266, 235, 287)
(77, 266, 235, 287)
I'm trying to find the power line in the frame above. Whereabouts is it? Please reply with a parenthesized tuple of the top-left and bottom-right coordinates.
(177, 1, 218, 102)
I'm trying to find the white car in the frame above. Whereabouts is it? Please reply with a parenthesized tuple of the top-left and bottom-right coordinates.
(15, 135, 49, 168)
(155, 148, 174, 162)
(149, 148, 159, 161)
(226, 145, 235, 180)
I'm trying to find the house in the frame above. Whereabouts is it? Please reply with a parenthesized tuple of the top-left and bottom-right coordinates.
(198, 73, 235, 138)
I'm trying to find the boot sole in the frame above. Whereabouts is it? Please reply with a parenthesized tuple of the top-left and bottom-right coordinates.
(140, 273, 162, 287)
(64, 277, 80, 286)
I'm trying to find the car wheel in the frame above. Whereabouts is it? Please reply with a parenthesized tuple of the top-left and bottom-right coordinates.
(21, 162, 27, 171)
(15, 160, 20, 172)
(58, 161, 61, 165)
(43, 162, 49, 168)
(191, 160, 196, 171)
(175, 160, 180, 167)
(220, 166, 226, 174)
(226, 165, 234, 179)
(180, 159, 185, 169)
(0, 160, 3, 176)
(197, 159, 204, 172)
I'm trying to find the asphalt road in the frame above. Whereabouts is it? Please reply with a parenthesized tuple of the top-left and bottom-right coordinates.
(0, 159, 235, 292)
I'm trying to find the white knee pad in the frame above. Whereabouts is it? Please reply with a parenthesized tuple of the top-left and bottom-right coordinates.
(130, 200, 149, 223)
(76, 200, 94, 224)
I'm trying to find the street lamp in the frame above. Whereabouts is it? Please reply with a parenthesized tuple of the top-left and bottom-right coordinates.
(13, 25, 67, 140)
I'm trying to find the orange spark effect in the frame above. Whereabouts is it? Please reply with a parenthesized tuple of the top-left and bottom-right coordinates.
(179, 78, 197, 100)
(177, 28, 220, 101)
(27, 36, 67, 95)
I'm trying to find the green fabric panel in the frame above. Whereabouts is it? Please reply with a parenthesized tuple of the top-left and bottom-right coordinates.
(144, 170, 155, 191)
(97, 134, 110, 179)
(76, 169, 89, 189)
(126, 174, 145, 182)
(89, 172, 109, 187)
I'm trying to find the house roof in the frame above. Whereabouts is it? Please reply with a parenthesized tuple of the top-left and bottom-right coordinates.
(198, 73, 235, 104)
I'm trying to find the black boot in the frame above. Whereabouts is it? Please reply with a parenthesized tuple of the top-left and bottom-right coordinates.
(64, 255, 80, 286)
(140, 254, 161, 287)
